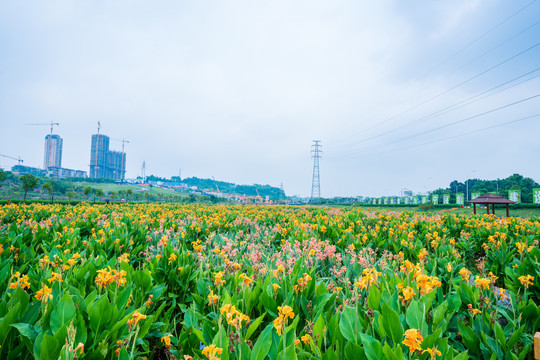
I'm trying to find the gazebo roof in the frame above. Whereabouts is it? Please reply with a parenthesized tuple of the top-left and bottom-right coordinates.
(468, 193, 515, 204)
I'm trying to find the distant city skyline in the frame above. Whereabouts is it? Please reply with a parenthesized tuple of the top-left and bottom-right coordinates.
(1, 1, 539, 197)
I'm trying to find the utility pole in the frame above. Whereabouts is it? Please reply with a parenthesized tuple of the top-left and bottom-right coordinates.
(141, 161, 146, 183)
(310, 140, 322, 203)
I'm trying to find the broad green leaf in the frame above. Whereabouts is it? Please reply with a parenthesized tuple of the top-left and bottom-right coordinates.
(405, 300, 427, 335)
(339, 306, 360, 344)
(50, 293, 76, 334)
(368, 285, 381, 311)
(381, 302, 403, 347)
(246, 312, 266, 341)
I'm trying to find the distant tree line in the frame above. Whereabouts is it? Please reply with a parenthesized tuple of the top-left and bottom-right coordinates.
(432, 173, 539, 203)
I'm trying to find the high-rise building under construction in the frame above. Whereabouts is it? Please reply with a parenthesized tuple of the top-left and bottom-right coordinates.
(43, 134, 63, 170)
(89, 134, 126, 180)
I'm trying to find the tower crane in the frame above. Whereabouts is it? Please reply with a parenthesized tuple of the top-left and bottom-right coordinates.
(25, 121, 60, 136)
(212, 176, 221, 193)
(0, 154, 23, 165)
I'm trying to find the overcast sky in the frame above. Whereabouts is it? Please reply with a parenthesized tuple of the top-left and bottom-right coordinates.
(1, 0, 539, 197)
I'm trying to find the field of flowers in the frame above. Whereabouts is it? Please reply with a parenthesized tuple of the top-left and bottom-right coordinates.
(0, 203, 539, 360)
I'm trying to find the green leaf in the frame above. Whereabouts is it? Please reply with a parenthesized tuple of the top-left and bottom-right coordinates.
(246, 312, 266, 341)
(0, 303, 20, 346)
(88, 295, 113, 335)
(405, 300, 427, 335)
(11, 323, 37, 342)
(506, 325, 524, 349)
(213, 327, 229, 360)
(432, 300, 448, 330)
(50, 293, 76, 334)
(359, 332, 384, 360)
(345, 342, 365, 360)
(493, 321, 506, 352)
(454, 351, 469, 360)
(40, 334, 61, 360)
(381, 302, 403, 347)
(339, 306, 360, 344)
(133, 270, 152, 293)
(368, 285, 381, 311)
(183, 308, 198, 329)
(118, 347, 130, 360)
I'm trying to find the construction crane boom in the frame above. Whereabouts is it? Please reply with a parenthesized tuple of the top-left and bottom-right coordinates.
(0, 154, 23, 165)
(25, 121, 60, 136)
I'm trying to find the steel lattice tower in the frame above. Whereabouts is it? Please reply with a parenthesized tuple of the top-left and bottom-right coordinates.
(310, 140, 322, 203)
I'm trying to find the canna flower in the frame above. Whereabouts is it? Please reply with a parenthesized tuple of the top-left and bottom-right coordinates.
(10, 272, 31, 290)
(301, 334, 311, 344)
(474, 277, 490, 290)
(273, 264, 285, 278)
(498, 288, 507, 301)
(403, 329, 423, 354)
(446, 263, 453, 272)
(488, 271, 498, 284)
(74, 342, 84, 355)
(272, 283, 281, 293)
(117, 253, 130, 263)
(127, 311, 147, 329)
(239, 273, 253, 287)
(273, 305, 295, 336)
(422, 346, 442, 360)
(459, 268, 471, 282)
(220, 304, 250, 329)
(48, 272, 63, 284)
(467, 304, 481, 316)
(161, 334, 172, 349)
(35, 284, 53, 302)
(518, 275, 534, 288)
(202, 344, 223, 360)
(168, 253, 177, 264)
(214, 271, 226, 287)
(208, 290, 219, 305)
(400, 286, 415, 304)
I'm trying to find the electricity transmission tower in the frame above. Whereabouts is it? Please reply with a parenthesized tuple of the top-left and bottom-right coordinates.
(310, 140, 322, 203)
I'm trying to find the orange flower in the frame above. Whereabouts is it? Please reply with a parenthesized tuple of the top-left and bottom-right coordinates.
(273, 305, 295, 335)
(459, 268, 471, 282)
(202, 344, 223, 360)
(518, 275, 534, 288)
(35, 284, 53, 302)
(127, 311, 147, 329)
(467, 304, 481, 316)
(474, 277, 490, 290)
(402, 329, 423, 354)
(161, 334, 172, 349)
(214, 271, 226, 287)
(422, 346, 441, 360)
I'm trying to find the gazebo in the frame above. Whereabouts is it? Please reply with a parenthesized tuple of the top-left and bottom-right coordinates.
(468, 193, 515, 217)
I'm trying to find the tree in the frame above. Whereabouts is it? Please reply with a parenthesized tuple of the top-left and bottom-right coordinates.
(95, 188, 104, 202)
(42, 182, 54, 203)
(126, 189, 133, 202)
(0, 169, 6, 187)
(67, 190, 76, 200)
(83, 186, 93, 201)
(109, 191, 118, 201)
(20, 174, 39, 203)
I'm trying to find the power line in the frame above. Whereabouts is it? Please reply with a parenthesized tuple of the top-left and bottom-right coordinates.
(329, 94, 540, 159)
(334, 67, 540, 151)
(332, 114, 540, 160)
(351, 0, 537, 123)
(326, 6, 540, 146)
